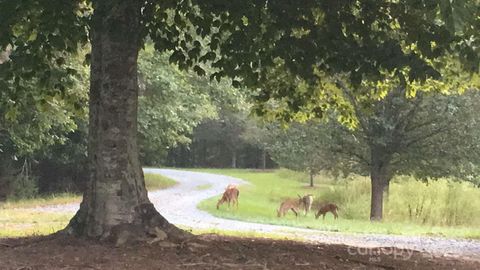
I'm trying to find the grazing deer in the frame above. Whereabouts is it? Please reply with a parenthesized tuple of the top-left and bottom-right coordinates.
(216, 185, 240, 210)
(315, 203, 339, 220)
(298, 194, 314, 216)
(277, 197, 303, 217)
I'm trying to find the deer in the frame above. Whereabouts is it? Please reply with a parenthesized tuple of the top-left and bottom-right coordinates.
(278, 194, 315, 217)
(216, 184, 240, 210)
(315, 203, 339, 220)
(298, 194, 314, 216)
(277, 198, 302, 217)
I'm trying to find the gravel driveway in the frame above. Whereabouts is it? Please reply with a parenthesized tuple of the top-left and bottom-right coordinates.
(33, 168, 480, 261)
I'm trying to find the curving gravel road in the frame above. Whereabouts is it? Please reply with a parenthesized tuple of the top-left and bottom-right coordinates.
(33, 168, 480, 261)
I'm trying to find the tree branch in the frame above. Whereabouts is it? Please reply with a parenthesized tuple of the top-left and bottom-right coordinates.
(331, 146, 370, 166)
(334, 77, 370, 137)
(403, 126, 451, 148)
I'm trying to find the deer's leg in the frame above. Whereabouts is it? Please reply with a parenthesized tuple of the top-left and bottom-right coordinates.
(291, 208, 298, 217)
(333, 210, 338, 219)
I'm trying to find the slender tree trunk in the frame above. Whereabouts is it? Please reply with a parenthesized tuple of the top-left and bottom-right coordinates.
(261, 149, 266, 170)
(191, 142, 196, 167)
(202, 139, 207, 167)
(64, 0, 185, 241)
(231, 150, 237, 168)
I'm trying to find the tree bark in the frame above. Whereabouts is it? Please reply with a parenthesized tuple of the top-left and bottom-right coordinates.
(369, 150, 391, 221)
(370, 172, 385, 221)
(64, 0, 186, 241)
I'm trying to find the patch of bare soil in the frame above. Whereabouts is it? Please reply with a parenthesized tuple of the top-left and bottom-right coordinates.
(0, 235, 478, 270)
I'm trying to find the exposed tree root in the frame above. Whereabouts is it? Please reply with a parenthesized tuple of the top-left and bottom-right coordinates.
(60, 202, 192, 246)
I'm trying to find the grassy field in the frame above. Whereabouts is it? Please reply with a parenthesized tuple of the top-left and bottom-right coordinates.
(0, 173, 177, 237)
(197, 169, 480, 239)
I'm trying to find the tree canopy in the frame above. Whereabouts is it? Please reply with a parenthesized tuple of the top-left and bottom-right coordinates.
(2, 1, 479, 118)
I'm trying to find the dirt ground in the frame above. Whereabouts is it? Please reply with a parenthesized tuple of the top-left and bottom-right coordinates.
(0, 235, 478, 270)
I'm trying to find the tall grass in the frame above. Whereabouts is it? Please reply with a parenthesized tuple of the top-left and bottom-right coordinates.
(386, 177, 480, 226)
(286, 172, 480, 226)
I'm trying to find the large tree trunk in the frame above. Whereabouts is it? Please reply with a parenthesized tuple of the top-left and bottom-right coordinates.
(370, 172, 385, 221)
(64, 0, 185, 241)
(369, 150, 391, 221)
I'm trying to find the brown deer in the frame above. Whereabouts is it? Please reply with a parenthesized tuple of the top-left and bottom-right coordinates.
(315, 203, 339, 220)
(277, 197, 303, 217)
(216, 185, 240, 210)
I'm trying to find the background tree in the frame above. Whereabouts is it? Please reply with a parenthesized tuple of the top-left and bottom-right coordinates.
(167, 110, 275, 169)
(267, 122, 337, 187)
(240, 119, 271, 170)
(137, 47, 217, 166)
(271, 85, 480, 221)
(0, 49, 88, 200)
(190, 108, 247, 168)
(335, 76, 480, 220)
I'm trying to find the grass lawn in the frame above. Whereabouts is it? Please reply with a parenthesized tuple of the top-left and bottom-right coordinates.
(0, 173, 177, 237)
(144, 172, 177, 190)
(196, 169, 480, 239)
